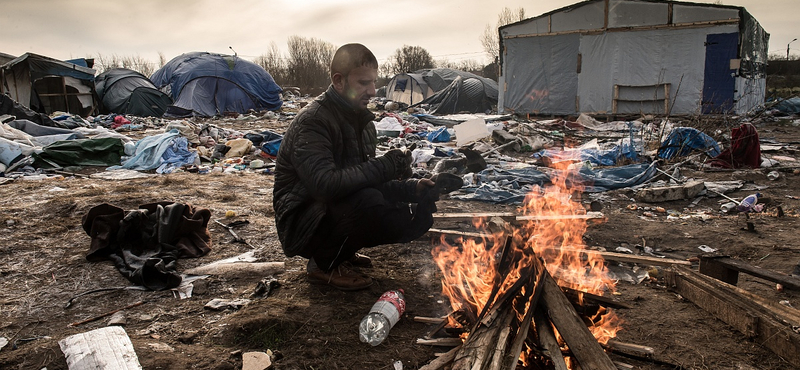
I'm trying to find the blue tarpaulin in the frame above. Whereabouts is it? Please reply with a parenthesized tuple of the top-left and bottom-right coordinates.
(150, 52, 282, 117)
(451, 162, 658, 204)
(772, 97, 800, 114)
(657, 127, 720, 159)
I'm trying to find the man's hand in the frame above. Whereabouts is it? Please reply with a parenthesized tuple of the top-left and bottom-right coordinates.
(382, 149, 413, 180)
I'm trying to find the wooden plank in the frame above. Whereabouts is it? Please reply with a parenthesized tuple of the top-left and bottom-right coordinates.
(427, 230, 691, 268)
(666, 267, 800, 367)
(516, 212, 605, 222)
(433, 212, 517, 222)
(541, 269, 617, 370)
(534, 308, 569, 370)
(418, 345, 462, 370)
(700, 256, 800, 291)
(432, 212, 605, 224)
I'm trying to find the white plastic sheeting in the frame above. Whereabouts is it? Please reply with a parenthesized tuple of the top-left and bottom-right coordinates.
(499, 0, 768, 116)
(578, 25, 737, 114)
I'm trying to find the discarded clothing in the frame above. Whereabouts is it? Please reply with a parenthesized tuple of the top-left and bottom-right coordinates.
(245, 130, 283, 157)
(156, 137, 197, 174)
(32, 137, 125, 169)
(657, 127, 720, 159)
(709, 123, 761, 169)
(81, 202, 212, 290)
(427, 126, 450, 143)
(110, 129, 194, 171)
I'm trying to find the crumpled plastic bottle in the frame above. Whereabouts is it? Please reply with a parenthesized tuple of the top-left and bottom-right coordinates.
(737, 193, 763, 212)
(359, 289, 406, 346)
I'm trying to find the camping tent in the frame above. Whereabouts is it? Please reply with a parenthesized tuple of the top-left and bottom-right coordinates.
(498, 0, 769, 116)
(414, 75, 499, 115)
(150, 52, 282, 117)
(0, 53, 96, 116)
(385, 73, 432, 106)
(385, 68, 498, 113)
(95, 68, 173, 117)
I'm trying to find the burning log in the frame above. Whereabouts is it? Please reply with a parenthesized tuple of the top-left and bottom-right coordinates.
(540, 266, 618, 370)
(534, 308, 569, 370)
(428, 165, 623, 370)
(437, 236, 616, 370)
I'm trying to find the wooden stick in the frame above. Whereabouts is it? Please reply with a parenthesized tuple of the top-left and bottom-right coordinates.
(413, 316, 446, 324)
(605, 339, 654, 358)
(541, 269, 617, 370)
(416, 338, 463, 347)
(534, 308, 569, 370)
(69, 301, 146, 327)
(418, 345, 462, 370)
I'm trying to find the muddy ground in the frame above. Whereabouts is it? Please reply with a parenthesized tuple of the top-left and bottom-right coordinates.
(1, 116, 800, 370)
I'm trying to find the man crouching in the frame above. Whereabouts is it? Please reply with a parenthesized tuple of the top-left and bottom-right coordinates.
(273, 43, 457, 291)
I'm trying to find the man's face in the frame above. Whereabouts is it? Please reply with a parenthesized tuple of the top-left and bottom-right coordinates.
(333, 65, 377, 110)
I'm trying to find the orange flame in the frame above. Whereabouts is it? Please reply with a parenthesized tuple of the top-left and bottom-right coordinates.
(431, 148, 622, 348)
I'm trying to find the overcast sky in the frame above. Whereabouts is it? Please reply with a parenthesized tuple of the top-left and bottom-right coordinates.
(1, 0, 797, 69)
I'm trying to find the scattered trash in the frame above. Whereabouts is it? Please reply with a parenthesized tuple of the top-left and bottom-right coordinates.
(698, 245, 717, 253)
(250, 277, 280, 298)
(60, 327, 141, 369)
(204, 298, 251, 310)
(0, 337, 7, 352)
(738, 193, 763, 213)
(243, 351, 272, 370)
(767, 171, 780, 181)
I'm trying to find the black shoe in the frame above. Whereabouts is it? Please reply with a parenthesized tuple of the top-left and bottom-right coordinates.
(431, 173, 464, 194)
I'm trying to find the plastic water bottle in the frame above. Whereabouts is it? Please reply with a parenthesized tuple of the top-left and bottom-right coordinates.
(737, 193, 761, 212)
(359, 289, 406, 346)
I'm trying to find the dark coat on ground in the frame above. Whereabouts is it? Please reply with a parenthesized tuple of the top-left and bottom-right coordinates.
(273, 86, 414, 257)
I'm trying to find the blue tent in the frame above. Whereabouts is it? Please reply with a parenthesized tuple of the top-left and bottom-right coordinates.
(150, 52, 282, 117)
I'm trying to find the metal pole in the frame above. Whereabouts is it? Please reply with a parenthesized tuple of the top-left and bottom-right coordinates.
(789, 39, 797, 61)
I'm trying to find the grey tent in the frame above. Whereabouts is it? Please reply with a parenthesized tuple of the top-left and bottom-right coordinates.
(386, 68, 498, 113)
(95, 68, 172, 117)
(498, 0, 769, 116)
(411, 69, 499, 114)
(0, 53, 96, 116)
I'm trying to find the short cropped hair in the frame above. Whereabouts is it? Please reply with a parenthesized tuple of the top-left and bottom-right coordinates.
(330, 43, 378, 79)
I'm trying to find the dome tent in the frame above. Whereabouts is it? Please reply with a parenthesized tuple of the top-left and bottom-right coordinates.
(150, 52, 282, 117)
(95, 68, 173, 117)
(385, 68, 498, 114)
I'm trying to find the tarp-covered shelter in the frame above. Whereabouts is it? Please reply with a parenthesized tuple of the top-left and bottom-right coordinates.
(499, 0, 769, 116)
(1, 53, 97, 116)
(386, 68, 498, 113)
(150, 52, 282, 117)
(96, 68, 173, 117)
(414, 75, 499, 115)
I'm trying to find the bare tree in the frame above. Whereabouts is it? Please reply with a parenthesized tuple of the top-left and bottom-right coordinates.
(480, 7, 526, 63)
(389, 45, 435, 75)
(254, 42, 289, 86)
(158, 52, 168, 69)
(436, 58, 483, 74)
(91, 53, 157, 77)
(286, 35, 336, 95)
